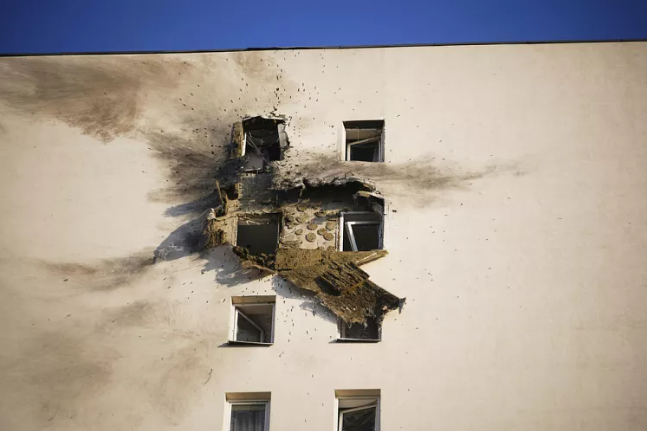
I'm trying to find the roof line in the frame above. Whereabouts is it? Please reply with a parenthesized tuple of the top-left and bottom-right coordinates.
(1, 38, 646, 57)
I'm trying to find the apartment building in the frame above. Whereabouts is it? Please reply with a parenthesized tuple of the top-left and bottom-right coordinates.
(1, 41, 646, 431)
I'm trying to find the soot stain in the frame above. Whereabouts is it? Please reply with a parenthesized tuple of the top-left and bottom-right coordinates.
(42, 250, 155, 291)
(18, 329, 117, 425)
(2, 52, 301, 426)
(26, 50, 294, 277)
(147, 339, 213, 421)
(145, 57, 295, 262)
(0, 57, 188, 143)
(107, 300, 157, 327)
(144, 124, 232, 211)
(275, 153, 505, 194)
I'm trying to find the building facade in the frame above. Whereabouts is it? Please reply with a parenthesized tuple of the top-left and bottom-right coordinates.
(1, 41, 646, 431)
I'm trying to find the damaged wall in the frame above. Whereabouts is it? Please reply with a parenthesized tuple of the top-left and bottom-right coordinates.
(1, 41, 647, 431)
(202, 147, 400, 325)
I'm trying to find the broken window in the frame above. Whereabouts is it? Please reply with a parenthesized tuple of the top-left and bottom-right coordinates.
(236, 214, 280, 255)
(336, 390, 380, 431)
(344, 120, 384, 162)
(340, 212, 383, 252)
(242, 117, 286, 172)
(226, 393, 271, 431)
(338, 317, 381, 342)
(230, 296, 275, 345)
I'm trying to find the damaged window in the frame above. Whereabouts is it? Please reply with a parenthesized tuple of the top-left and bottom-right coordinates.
(236, 214, 280, 256)
(242, 117, 286, 172)
(344, 120, 384, 162)
(230, 296, 275, 345)
(226, 393, 271, 431)
(340, 212, 383, 252)
(336, 391, 380, 431)
(338, 317, 381, 342)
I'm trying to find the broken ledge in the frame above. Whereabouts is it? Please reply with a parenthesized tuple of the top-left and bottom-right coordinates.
(232, 247, 401, 326)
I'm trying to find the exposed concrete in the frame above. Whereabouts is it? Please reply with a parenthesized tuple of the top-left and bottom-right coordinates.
(1, 42, 647, 431)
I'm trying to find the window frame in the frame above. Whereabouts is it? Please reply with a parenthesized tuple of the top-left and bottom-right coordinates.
(225, 399, 271, 431)
(338, 317, 382, 343)
(334, 394, 380, 431)
(342, 120, 385, 163)
(229, 298, 276, 346)
(339, 212, 384, 252)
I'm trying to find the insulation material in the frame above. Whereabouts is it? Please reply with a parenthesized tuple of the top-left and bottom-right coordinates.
(231, 247, 399, 324)
(280, 205, 338, 250)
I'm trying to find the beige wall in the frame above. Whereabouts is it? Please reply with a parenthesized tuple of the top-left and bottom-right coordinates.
(1, 41, 646, 431)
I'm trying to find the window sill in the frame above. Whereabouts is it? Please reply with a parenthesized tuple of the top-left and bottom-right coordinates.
(335, 338, 381, 343)
(343, 160, 384, 163)
(227, 340, 273, 347)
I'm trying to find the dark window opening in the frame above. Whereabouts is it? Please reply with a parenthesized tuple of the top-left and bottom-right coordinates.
(236, 214, 280, 255)
(242, 117, 285, 172)
(226, 394, 271, 431)
(344, 120, 384, 163)
(231, 302, 274, 344)
(350, 142, 380, 162)
(340, 406, 377, 431)
(341, 212, 383, 252)
(336, 394, 380, 431)
(339, 317, 381, 341)
(230, 404, 267, 431)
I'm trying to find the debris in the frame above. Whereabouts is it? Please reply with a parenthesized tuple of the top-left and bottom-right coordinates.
(202, 209, 228, 249)
(198, 116, 402, 325)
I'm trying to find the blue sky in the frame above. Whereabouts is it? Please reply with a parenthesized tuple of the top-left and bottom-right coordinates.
(1, 0, 646, 54)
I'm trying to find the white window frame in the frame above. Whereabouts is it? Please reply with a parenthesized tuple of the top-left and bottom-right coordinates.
(229, 299, 276, 345)
(342, 121, 385, 163)
(339, 212, 384, 252)
(225, 399, 271, 431)
(334, 396, 380, 431)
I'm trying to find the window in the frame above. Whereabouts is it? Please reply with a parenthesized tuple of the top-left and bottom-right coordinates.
(336, 390, 380, 431)
(226, 392, 271, 431)
(338, 317, 381, 342)
(340, 212, 383, 252)
(344, 120, 384, 162)
(242, 117, 286, 172)
(230, 296, 275, 345)
(236, 214, 280, 256)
